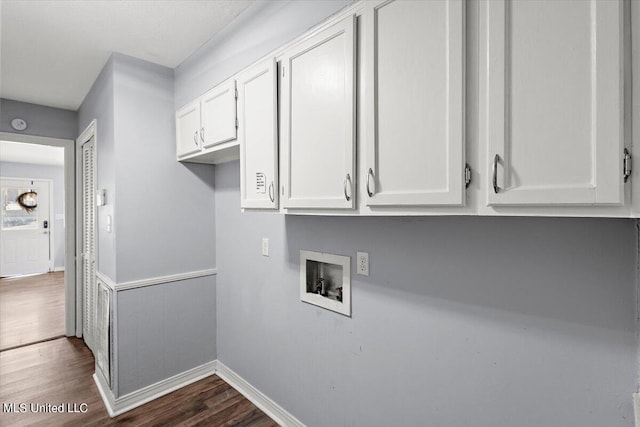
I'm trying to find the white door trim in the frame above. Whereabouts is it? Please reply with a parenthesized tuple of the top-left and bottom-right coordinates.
(0, 131, 76, 336)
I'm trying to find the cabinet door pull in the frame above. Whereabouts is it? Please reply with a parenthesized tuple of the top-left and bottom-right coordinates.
(366, 168, 375, 197)
(193, 131, 199, 146)
(493, 154, 500, 194)
(200, 127, 205, 142)
(268, 182, 275, 202)
(344, 173, 352, 201)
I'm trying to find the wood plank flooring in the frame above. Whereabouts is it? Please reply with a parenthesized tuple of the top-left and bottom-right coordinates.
(0, 337, 279, 426)
(0, 272, 65, 351)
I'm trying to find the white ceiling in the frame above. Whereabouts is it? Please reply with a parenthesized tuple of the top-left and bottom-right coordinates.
(0, 141, 65, 166)
(0, 0, 254, 111)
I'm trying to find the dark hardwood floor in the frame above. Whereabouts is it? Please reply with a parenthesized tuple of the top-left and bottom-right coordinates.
(0, 272, 65, 351)
(0, 337, 278, 426)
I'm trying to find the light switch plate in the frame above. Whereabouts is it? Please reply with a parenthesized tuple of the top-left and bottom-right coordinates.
(262, 238, 269, 257)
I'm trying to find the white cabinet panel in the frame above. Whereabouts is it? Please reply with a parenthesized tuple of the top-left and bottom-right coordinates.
(483, 0, 624, 205)
(365, 0, 465, 207)
(239, 59, 278, 209)
(176, 100, 201, 158)
(201, 80, 237, 149)
(281, 15, 356, 209)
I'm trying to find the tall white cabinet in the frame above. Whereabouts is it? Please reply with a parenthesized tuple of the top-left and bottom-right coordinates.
(482, 0, 624, 206)
(364, 0, 465, 207)
(238, 59, 279, 209)
(280, 15, 357, 209)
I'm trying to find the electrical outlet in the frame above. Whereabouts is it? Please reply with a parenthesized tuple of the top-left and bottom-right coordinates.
(357, 252, 369, 276)
(262, 238, 269, 257)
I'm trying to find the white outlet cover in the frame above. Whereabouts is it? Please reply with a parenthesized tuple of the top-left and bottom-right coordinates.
(262, 238, 269, 257)
(357, 251, 369, 276)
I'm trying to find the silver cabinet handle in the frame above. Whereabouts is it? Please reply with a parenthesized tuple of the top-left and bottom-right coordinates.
(344, 173, 352, 201)
(366, 168, 374, 197)
(493, 154, 500, 194)
(193, 131, 199, 146)
(200, 127, 205, 142)
(268, 182, 274, 202)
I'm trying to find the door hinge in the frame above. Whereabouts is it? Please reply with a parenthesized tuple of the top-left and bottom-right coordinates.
(623, 148, 632, 183)
(465, 164, 472, 188)
(235, 118, 239, 129)
(234, 88, 238, 100)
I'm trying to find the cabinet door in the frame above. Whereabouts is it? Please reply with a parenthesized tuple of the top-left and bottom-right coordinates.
(176, 100, 201, 158)
(238, 59, 278, 209)
(483, 0, 624, 205)
(365, 0, 465, 207)
(281, 15, 356, 209)
(201, 80, 237, 149)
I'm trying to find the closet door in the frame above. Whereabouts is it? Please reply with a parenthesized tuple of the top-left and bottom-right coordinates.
(176, 100, 201, 158)
(281, 15, 356, 209)
(238, 58, 279, 209)
(365, 0, 465, 207)
(483, 0, 624, 205)
(81, 137, 97, 351)
(201, 80, 237, 149)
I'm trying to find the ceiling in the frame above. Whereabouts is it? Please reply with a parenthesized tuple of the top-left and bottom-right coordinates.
(0, 141, 64, 166)
(0, 0, 254, 111)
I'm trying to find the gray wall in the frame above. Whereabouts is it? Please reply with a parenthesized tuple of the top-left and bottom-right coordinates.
(0, 161, 66, 269)
(111, 54, 215, 283)
(78, 57, 117, 280)
(173, 1, 639, 426)
(215, 161, 637, 427)
(1, 98, 78, 140)
(79, 53, 217, 397)
(116, 275, 216, 396)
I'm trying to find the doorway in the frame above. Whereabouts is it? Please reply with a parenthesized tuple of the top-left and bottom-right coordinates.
(0, 132, 76, 341)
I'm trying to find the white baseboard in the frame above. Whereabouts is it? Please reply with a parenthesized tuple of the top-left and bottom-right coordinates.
(216, 361, 304, 427)
(93, 370, 116, 417)
(52, 266, 65, 272)
(634, 393, 639, 427)
(95, 360, 217, 417)
(93, 359, 303, 426)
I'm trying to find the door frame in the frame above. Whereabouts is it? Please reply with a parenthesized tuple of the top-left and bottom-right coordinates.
(0, 131, 76, 336)
(0, 177, 54, 273)
(76, 120, 98, 340)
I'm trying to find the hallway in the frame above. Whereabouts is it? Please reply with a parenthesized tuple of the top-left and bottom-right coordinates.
(0, 272, 65, 351)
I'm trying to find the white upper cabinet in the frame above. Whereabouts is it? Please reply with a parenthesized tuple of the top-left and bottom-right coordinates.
(482, 0, 624, 206)
(176, 99, 201, 158)
(201, 80, 237, 149)
(281, 15, 356, 209)
(364, 0, 465, 207)
(238, 59, 278, 209)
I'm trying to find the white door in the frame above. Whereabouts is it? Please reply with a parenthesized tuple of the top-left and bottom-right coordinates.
(365, 0, 465, 207)
(0, 178, 51, 276)
(239, 58, 279, 209)
(176, 99, 201, 158)
(81, 138, 97, 351)
(201, 80, 237, 149)
(483, 0, 624, 206)
(281, 15, 356, 209)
